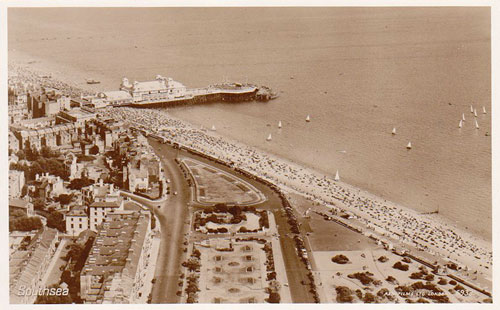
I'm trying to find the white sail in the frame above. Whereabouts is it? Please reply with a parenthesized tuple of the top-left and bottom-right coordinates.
(406, 142, 412, 149)
(483, 106, 487, 114)
(334, 170, 340, 181)
(475, 120, 479, 129)
(278, 121, 282, 128)
(459, 120, 463, 128)
(474, 109, 477, 117)
(211, 125, 216, 131)
(470, 105, 474, 113)
(266, 133, 272, 141)
(306, 115, 311, 122)
(392, 127, 396, 135)
(462, 113, 465, 121)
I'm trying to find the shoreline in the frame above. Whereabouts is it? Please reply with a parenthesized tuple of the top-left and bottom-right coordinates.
(8, 60, 492, 288)
(103, 107, 491, 270)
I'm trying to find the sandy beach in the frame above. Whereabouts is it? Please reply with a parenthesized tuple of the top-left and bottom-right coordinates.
(97, 106, 491, 284)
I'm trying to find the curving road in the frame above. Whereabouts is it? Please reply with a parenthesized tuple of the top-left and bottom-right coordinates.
(126, 140, 191, 303)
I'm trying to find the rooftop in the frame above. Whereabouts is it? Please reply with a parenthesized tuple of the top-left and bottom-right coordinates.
(9, 198, 30, 209)
(81, 211, 150, 302)
(102, 91, 132, 101)
(90, 201, 121, 208)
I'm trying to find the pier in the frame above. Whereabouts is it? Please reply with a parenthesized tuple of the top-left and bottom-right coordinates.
(118, 84, 276, 108)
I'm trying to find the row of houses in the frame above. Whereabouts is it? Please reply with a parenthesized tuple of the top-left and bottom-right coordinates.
(9, 228, 59, 304)
(80, 209, 154, 303)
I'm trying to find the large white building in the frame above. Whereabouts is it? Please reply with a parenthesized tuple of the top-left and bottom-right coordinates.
(120, 75, 186, 103)
(66, 205, 89, 237)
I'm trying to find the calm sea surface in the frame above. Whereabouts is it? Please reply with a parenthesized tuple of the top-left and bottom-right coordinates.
(8, 7, 491, 239)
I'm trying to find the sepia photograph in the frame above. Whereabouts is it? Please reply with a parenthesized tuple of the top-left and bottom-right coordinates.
(2, 1, 495, 306)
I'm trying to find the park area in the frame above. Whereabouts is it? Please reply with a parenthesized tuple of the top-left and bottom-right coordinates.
(181, 158, 266, 206)
(196, 239, 268, 303)
(312, 248, 487, 303)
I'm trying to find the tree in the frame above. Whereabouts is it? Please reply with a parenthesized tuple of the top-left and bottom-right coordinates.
(68, 178, 94, 190)
(392, 261, 409, 271)
(184, 258, 201, 272)
(40, 146, 61, 158)
(9, 216, 43, 232)
(89, 145, 99, 155)
(64, 243, 85, 262)
(331, 254, 350, 264)
(363, 292, 376, 303)
(16, 150, 26, 160)
(25, 147, 40, 161)
(336, 286, 353, 303)
(266, 292, 280, 303)
(214, 203, 228, 213)
(55, 194, 73, 205)
(47, 210, 66, 232)
(33, 198, 46, 211)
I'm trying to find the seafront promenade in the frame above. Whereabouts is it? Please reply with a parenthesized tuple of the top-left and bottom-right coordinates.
(102, 106, 492, 292)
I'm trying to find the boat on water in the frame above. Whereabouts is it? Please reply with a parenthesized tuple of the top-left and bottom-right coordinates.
(266, 133, 272, 141)
(483, 106, 487, 114)
(470, 105, 474, 113)
(406, 142, 412, 149)
(334, 170, 340, 181)
(86, 79, 101, 84)
(211, 125, 216, 131)
(306, 115, 311, 122)
(462, 113, 466, 121)
(392, 127, 397, 135)
(475, 120, 479, 129)
(459, 120, 463, 128)
(474, 109, 478, 117)
(278, 121, 282, 129)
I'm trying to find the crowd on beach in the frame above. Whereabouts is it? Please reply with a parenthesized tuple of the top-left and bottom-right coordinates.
(102, 107, 492, 275)
(8, 64, 90, 97)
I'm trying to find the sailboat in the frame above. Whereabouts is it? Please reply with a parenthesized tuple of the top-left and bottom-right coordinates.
(462, 113, 466, 121)
(475, 120, 479, 129)
(392, 127, 397, 135)
(406, 142, 412, 149)
(474, 109, 478, 117)
(211, 125, 216, 131)
(306, 115, 311, 122)
(278, 121, 282, 129)
(266, 133, 272, 141)
(470, 105, 474, 113)
(459, 120, 463, 128)
(483, 106, 487, 114)
(334, 170, 340, 181)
